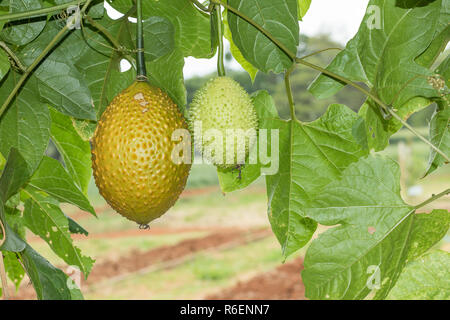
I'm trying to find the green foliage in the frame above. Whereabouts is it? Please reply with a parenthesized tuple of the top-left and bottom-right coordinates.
(0, 0, 448, 301)
(227, 0, 299, 73)
(388, 251, 450, 300)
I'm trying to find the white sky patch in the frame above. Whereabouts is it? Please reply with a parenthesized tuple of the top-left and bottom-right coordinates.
(103, 0, 370, 79)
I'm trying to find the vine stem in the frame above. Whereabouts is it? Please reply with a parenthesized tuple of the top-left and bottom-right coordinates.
(415, 188, 450, 210)
(0, 0, 94, 119)
(191, 0, 213, 13)
(0, 41, 26, 72)
(135, 0, 147, 81)
(0, 252, 10, 300)
(285, 65, 296, 120)
(215, 5, 226, 77)
(0, 0, 88, 22)
(213, 0, 450, 163)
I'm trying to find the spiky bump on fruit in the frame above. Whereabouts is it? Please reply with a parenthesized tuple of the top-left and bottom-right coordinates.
(189, 76, 258, 169)
(91, 81, 191, 225)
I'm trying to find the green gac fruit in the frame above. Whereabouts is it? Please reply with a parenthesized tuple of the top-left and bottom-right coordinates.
(188, 76, 258, 169)
(91, 81, 191, 226)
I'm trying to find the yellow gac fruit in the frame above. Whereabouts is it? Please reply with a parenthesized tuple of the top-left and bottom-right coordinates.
(91, 81, 191, 226)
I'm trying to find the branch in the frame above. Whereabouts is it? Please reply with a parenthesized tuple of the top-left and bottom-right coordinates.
(415, 188, 450, 210)
(0, 41, 26, 72)
(0, 0, 94, 119)
(0, 0, 88, 22)
(285, 65, 297, 121)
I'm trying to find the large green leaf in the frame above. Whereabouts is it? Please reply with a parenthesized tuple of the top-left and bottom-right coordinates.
(49, 109, 92, 194)
(217, 90, 279, 192)
(0, 72, 50, 172)
(302, 155, 417, 300)
(27, 156, 95, 215)
(407, 209, 450, 261)
(266, 105, 369, 258)
(0, 0, 47, 46)
(108, 0, 212, 58)
(20, 243, 83, 300)
(388, 250, 450, 300)
(142, 16, 175, 61)
(18, 21, 96, 120)
(309, 0, 443, 150)
(23, 189, 94, 277)
(0, 48, 9, 81)
(227, 0, 299, 74)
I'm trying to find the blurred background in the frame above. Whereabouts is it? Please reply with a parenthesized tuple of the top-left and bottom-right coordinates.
(13, 0, 450, 299)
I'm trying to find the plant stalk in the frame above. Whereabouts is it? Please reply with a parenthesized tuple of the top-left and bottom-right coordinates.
(0, 252, 10, 300)
(285, 65, 296, 120)
(0, 0, 94, 119)
(135, 0, 147, 81)
(0, 0, 88, 22)
(215, 5, 226, 77)
(415, 188, 450, 210)
(0, 41, 26, 72)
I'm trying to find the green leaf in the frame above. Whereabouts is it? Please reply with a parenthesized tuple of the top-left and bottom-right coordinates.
(143, 16, 175, 61)
(425, 104, 449, 175)
(310, 0, 441, 107)
(0, 48, 9, 81)
(302, 155, 416, 300)
(407, 210, 450, 261)
(297, 0, 312, 20)
(18, 21, 96, 120)
(0, 72, 50, 172)
(3, 251, 25, 290)
(67, 216, 88, 236)
(0, 0, 47, 46)
(217, 90, 278, 192)
(87, 1, 105, 19)
(49, 108, 92, 194)
(0, 200, 25, 252)
(227, 0, 299, 74)
(0, 148, 30, 202)
(110, 0, 212, 58)
(20, 243, 84, 300)
(146, 49, 187, 114)
(23, 189, 94, 277)
(309, 0, 443, 150)
(416, 1, 449, 68)
(223, 10, 258, 81)
(76, 15, 135, 118)
(387, 251, 450, 300)
(27, 156, 95, 215)
(71, 119, 97, 141)
(266, 104, 368, 258)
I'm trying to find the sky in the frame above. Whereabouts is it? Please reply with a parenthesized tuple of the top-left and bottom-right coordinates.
(104, 0, 370, 78)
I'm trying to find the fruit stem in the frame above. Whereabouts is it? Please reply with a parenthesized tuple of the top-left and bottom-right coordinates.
(215, 5, 226, 77)
(136, 0, 147, 81)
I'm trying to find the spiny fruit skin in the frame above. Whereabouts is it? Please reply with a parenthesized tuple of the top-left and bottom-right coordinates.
(188, 76, 258, 169)
(91, 81, 191, 225)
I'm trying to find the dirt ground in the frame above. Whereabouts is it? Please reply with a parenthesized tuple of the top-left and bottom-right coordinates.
(206, 258, 306, 300)
(13, 227, 273, 299)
